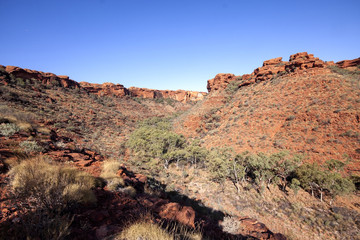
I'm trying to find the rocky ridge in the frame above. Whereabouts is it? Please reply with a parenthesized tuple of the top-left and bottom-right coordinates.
(80, 82, 207, 103)
(0, 65, 206, 103)
(0, 65, 80, 89)
(207, 52, 341, 92)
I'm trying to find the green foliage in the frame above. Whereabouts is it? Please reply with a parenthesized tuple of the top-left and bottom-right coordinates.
(207, 147, 234, 183)
(127, 117, 187, 169)
(295, 163, 355, 201)
(225, 80, 240, 94)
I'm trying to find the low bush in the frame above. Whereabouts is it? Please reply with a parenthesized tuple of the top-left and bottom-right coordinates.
(0, 123, 20, 137)
(19, 140, 44, 153)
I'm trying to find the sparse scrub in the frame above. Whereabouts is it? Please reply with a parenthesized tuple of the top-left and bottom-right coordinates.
(19, 140, 44, 153)
(0, 123, 20, 137)
(9, 156, 97, 211)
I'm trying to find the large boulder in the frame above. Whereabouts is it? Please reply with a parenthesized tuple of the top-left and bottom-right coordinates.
(207, 73, 237, 92)
(157, 202, 195, 228)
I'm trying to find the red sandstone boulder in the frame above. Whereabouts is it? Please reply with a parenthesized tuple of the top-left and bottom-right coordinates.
(158, 202, 195, 228)
(207, 73, 237, 92)
(263, 57, 283, 66)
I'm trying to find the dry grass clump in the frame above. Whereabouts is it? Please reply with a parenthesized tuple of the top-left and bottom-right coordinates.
(100, 160, 125, 191)
(9, 156, 96, 210)
(116, 220, 202, 240)
(117, 221, 173, 240)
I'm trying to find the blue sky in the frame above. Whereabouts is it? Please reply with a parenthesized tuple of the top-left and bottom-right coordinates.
(1, 0, 359, 92)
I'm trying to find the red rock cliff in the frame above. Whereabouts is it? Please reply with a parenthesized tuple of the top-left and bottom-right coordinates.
(207, 52, 345, 92)
(79, 83, 207, 103)
(0, 65, 80, 88)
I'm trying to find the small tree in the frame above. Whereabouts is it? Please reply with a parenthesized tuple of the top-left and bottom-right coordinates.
(271, 151, 302, 191)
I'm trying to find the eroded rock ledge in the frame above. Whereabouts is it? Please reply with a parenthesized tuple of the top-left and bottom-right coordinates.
(207, 52, 359, 92)
(0, 65, 207, 103)
(80, 82, 207, 103)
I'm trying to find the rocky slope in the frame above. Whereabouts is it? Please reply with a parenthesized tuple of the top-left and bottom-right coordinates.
(176, 52, 360, 173)
(0, 115, 285, 240)
(1, 52, 359, 240)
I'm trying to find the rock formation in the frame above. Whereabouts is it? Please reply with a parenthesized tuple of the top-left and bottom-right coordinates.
(80, 83, 207, 103)
(0, 65, 80, 88)
(206, 73, 238, 92)
(207, 52, 340, 92)
(0, 65, 206, 103)
(336, 57, 360, 68)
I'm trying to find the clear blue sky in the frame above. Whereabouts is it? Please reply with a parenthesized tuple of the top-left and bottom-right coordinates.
(1, 0, 359, 92)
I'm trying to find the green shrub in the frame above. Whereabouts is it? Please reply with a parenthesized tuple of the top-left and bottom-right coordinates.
(295, 163, 355, 201)
(225, 80, 240, 94)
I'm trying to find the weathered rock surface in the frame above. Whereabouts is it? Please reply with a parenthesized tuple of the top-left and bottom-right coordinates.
(0, 65, 206, 103)
(1, 65, 80, 88)
(80, 82, 207, 103)
(336, 57, 360, 68)
(206, 73, 238, 92)
(80, 82, 129, 97)
(207, 52, 345, 92)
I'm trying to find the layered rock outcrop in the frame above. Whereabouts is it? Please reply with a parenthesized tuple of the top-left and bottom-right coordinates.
(336, 57, 360, 68)
(80, 82, 207, 103)
(207, 52, 340, 92)
(206, 73, 238, 92)
(0, 65, 206, 103)
(128, 87, 206, 103)
(80, 82, 129, 97)
(0, 65, 79, 88)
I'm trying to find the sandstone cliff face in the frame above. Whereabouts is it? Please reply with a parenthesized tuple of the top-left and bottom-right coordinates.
(80, 82, 129, 97)
(128, 87, 206, 103)
(0, 65, 206, 103)
(0, 65, 80, 88)
(207, 52, 338, 92)
(80, 82, 207, 103)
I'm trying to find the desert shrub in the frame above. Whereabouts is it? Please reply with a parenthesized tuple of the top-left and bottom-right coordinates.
(207, 148, 234, 183)
(19, 140, 44, 153)
(9, 157, 96, 211)
(100, 160, 124, 191)
(0, 123, 20, 137)
(116, 219, 202, 240)
(221, 216, 242, 235)
(295, 163, 355, 202)
(127, 118, 186, 169)
(119, 186, 137, 197)
(225, 80, 240, 94)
